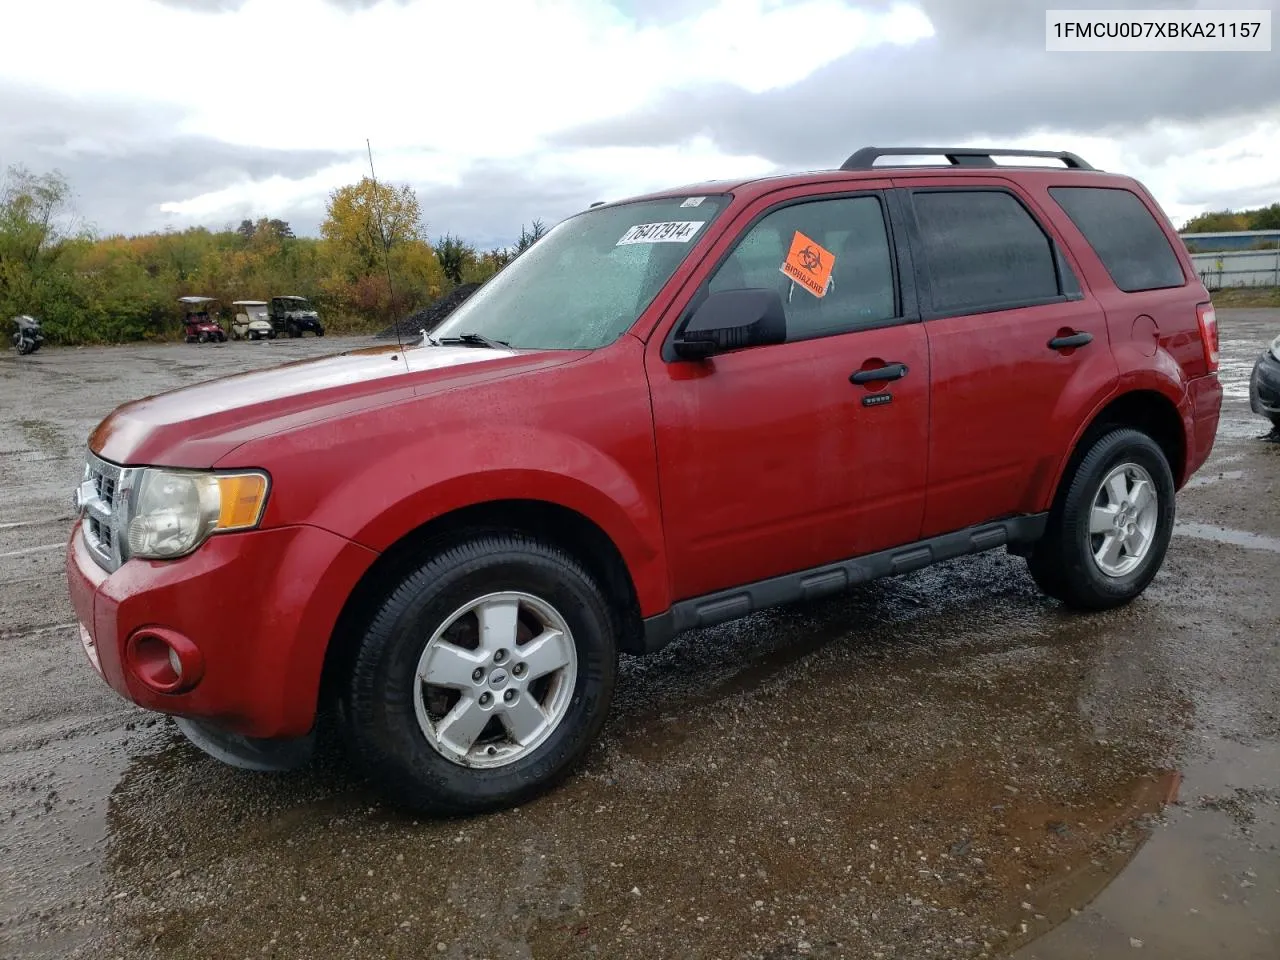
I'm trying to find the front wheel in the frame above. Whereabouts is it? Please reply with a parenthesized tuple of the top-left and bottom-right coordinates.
(16, 338, 33, 356)
(340, 535, 618, 816)
(1027, 428, 1176, 611)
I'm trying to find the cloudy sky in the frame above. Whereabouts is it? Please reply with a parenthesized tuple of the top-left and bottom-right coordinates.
(1, 0, 1277, 247)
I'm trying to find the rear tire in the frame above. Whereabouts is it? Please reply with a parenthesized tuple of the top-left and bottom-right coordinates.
(1027, 428, 1175, 611)
(340, 534, 618, 816)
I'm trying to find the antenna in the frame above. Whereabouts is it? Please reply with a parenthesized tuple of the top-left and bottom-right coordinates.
(366, 139, 410, 364)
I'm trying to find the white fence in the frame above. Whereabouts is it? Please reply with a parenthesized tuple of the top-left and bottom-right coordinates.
(1190, 249, 1280, 289)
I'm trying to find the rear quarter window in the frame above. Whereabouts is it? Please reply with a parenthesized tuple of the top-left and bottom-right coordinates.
(1049, 186, 1186, 293)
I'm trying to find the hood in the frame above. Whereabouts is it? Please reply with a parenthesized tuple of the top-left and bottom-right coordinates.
(90, 341, 578, 467)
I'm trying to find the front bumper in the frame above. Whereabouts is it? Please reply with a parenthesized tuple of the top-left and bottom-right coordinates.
(66, 520, 377, 739)
(1249, 351, 1280, 419)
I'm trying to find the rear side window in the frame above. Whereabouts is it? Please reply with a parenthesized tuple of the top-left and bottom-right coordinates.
(911, 190, 1060, 314)
(1049, 186, 1185, 293)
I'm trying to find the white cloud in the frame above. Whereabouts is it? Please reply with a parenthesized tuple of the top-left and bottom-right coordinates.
(1, 0, 931, 228)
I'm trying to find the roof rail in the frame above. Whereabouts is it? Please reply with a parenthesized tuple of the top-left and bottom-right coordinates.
(840, 147, 1095, 171)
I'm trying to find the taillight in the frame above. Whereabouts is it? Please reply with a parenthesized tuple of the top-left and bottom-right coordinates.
(1196, 302, 1219, 372)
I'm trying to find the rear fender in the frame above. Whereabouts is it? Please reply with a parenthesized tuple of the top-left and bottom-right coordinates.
(1043, 362, 1191, 508)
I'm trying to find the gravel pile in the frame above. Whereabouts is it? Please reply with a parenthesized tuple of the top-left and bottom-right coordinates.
(375, 283, 481, 340)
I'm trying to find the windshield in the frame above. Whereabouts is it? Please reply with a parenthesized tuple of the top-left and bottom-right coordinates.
(285, 299, 313, 312)
(431, 195, 728, 350)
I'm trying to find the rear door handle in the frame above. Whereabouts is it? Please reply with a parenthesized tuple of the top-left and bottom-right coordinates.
(850, 362, 909, 385)
(1047, 331, 1093, 350)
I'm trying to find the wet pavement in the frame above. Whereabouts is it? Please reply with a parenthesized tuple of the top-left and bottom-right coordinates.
(1, 317, 1277, 960)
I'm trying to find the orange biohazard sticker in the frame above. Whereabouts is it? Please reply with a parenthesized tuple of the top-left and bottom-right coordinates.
(780, 231, 834, 298)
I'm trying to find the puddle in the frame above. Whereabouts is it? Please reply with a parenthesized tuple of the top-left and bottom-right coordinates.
(1173, 522, 1280, 554)
(1015, 738, 1280, 960)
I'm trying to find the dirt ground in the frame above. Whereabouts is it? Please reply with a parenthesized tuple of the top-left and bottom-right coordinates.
(1, 315, 1277, 960)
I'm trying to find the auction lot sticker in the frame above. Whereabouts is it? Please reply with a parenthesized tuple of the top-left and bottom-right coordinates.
(616, 221, 705, 245)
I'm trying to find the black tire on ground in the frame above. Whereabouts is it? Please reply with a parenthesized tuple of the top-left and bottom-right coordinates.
(316, 327, 325, 337)
(17, 339, 32, 356)
(1027, 427, 1176, 611)
(1271, 415, 1280, 431)
(340, 534, 619, 816)
(288, 323, 300, 338)
(197, 332, 209, 343)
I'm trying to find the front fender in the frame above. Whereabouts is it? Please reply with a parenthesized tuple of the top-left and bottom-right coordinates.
(219, 341, 670, 616)
(332, 427, 668, 614)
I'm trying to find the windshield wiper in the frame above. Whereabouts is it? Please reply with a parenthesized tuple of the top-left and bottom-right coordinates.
(437, 332, 511, 350)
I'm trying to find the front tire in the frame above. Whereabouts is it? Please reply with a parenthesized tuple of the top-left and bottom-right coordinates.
(340, 535, 618, 816)
(1027, 428, 1176, 611)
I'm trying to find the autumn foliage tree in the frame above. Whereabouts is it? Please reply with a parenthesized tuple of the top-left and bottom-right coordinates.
(320, 177, 445, 323)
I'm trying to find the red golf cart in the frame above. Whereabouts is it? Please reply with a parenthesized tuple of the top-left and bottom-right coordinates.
(179, 296, 228, 343)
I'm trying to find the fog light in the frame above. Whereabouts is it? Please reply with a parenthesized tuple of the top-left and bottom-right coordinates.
(125, 628, 203, 694)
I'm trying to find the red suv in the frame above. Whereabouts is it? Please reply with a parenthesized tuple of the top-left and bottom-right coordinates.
(66, 147, 1222, 814)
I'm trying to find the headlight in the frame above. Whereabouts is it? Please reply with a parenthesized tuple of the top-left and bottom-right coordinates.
(125, 469, 269, 560)
(1270, 335, 1280, 362)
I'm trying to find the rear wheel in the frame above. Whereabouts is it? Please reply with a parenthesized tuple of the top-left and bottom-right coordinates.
(340, 535, 618, 816)
(1027, 428, 1175, 610)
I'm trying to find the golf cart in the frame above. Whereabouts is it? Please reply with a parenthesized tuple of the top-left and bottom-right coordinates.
(231, 300, 275, 341)
(178, 296, 227, 343)
(269, 295, 324, 338)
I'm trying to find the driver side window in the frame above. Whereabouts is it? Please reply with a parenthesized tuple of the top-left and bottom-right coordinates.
(707, 195, 897, 342)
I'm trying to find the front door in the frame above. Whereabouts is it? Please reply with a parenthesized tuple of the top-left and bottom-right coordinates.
(645, 187, 931, 601)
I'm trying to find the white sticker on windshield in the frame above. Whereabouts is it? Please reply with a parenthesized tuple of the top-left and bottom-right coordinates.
(616, 221, 705, 245)
(680, 196, 706, 208)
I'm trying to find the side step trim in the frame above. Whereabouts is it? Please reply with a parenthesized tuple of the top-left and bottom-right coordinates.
(632, 514, 1047, 655)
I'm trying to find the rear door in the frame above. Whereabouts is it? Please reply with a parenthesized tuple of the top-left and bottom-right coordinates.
(895, 178, 1117, 537)
(645, 183, 931, 601)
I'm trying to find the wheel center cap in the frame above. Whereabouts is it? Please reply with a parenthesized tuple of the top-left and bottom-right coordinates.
(489, 668, 509, 688)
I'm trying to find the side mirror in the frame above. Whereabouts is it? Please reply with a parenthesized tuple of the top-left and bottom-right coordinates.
(672, 287, 787, 360)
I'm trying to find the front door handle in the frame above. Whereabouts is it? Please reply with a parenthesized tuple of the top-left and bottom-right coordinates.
(850, 362, 909, 385)
(1047, 331, 1093, 350)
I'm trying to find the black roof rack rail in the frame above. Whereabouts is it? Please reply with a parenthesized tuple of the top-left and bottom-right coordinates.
(840, 147, 1094, 171)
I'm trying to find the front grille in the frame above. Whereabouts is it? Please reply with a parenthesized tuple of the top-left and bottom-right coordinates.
(96, 474, 117, 509)
(78, 452, 132, 573)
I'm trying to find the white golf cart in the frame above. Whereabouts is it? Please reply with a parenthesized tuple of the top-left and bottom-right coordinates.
(231, 301, 276, 341)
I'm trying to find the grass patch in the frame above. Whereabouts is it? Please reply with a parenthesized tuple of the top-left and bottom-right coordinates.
(1209, 287, 1280, 308)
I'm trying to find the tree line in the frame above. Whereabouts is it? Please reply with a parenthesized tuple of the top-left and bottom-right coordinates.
(0, 164, 548, 344)
(1182, 203, 1280, 239)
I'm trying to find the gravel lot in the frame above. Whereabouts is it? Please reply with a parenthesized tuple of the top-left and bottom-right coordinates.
(1, 316, 1277, 960)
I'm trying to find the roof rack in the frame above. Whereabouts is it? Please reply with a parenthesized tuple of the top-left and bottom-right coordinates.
(840, 147, 1094, 171)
